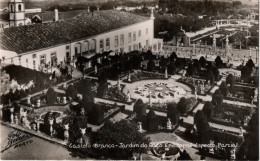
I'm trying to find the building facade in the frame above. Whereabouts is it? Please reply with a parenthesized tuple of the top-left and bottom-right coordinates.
(0, 9, 163, 70)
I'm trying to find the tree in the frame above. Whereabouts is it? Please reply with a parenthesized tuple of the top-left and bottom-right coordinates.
(66, 85, 78, 100)
(177, 97, 188, 114)
(246, 59, 255, 69)
(98, 71, 108, 85)
(169, 52, 177, 63)
(159, 56, 168, 71)
(219, 81, 228, 97)
(90, 120, 151, 159)
(212, 67, 220, 81)
(145, 50, 153, 60)
(226, 74, 235, 87)
(168, 62, 177, 75)
(199, 56, 206, 68)
(147, 59, 155, 71)
(80, 80, 94, 112)
(215, 56, 223, 68)
(193, 59, 201, 71)
(131, 54, 142, 70)
(133, 99, 146, 117)
(46, 87, 57, 105)
(206, 70, 215, 85)
(241, 66, 253, 82)
(167, 103, 179, 125)
(88, 104, 104, 125)
(186, 63, 196, 77)
(202, 101, 213, 120)
(146, 110, 159, 131)
(194, 110, 211, 144)
(96, 82, 108, 98)
(211, 89, 223, 106)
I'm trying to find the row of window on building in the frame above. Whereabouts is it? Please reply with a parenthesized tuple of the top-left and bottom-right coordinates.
(100, 29, 149, 51)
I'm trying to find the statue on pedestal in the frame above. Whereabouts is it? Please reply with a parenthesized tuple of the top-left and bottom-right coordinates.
(166, 118, 172, 130)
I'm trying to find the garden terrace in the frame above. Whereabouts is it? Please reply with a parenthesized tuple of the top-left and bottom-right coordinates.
(146, 97, 198, 117)
(86, 51, 141, 80)
(177, 77, 214, 96)
(89, 101, 125, 126)
(98, 84, 129, 104)
(204, 129, 244, 159)
(226, 85, 256, 103)
(212, 103, 255, 128)
(19, 90, 72, 108)
(123, 70, 169, 83)
(1, 65, 71, 105)
(58, 78, 99, 93)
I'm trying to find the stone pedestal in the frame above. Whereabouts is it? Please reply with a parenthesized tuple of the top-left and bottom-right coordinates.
(14, 115, 19, 125)
(0, 104, 3, 118)
(80, 128, 86, 144)
(127, 91, 131, 102)
(63, 83, 67, 89)
(36, 99, 41, 108)
(166, 118, 172, 130)
(63, 97, 67, 104)
(27, 96, 31, 105)
(209, 140, 215, 154)
(49, 119, 54, 137)
(165, 68, 168, 78)
(64, 124, 69, 141)
(138, 122, 142, 133)
(10, 107, 14, 124)
(128, 74, 131, 82)
(36, 121, 40, 133)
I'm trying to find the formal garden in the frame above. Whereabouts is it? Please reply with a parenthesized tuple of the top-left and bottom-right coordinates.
(0, 48, 258, 160)
(124, 70, 169, 83)
(1, 65, 72, 105)
(211, 103, 255, 128)
(177, 77, 214, 95)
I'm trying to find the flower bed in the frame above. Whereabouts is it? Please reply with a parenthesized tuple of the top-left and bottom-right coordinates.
(177, 77, 214, 95)
(123, 70, 169, 83)
(92, 102, 125, 125)
(225, 85, 256, 103)
(146, 98, 199, 117)
(1, 65, 71, 105)
(102, 84, 127, 103)
(212, 103, 254, 128)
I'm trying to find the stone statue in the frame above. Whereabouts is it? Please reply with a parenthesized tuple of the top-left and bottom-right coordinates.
(167, 118, 172, 130)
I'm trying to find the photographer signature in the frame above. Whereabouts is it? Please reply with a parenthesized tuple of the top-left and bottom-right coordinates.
(1, 130, 33, 153)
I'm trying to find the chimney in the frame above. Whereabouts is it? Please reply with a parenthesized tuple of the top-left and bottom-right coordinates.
(54, 8, 59, 22)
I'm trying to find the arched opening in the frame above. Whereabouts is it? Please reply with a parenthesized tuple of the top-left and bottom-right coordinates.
(82, 41, 90, 54)
(74, 43, 82, 56)
(10, 4, 14, 12)
(18, 4, 22, 12)
(89, 39, 96, 53)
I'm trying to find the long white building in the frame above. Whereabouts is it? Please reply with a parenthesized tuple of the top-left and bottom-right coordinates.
(0, 6, 163, 70)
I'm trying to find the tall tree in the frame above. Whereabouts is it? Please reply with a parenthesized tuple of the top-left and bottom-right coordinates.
(226, 74, 235, 87)
(167, 103, 179, 125)
(90, 120, 151, 159)
(66, 84, 78, 100)
(147, 60, 155, 71)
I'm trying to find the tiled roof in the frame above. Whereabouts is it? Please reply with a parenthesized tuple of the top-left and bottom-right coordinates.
(0, 10, 150, 54)
(25, 10, 88, 22)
